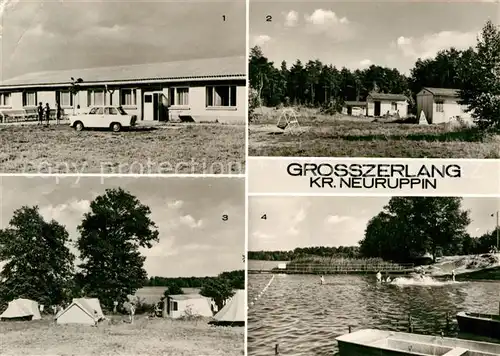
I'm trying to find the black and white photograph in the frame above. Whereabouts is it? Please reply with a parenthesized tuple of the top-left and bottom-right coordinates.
(248, 196, 500, 356)
(0, 176, 245, 355)
(248, 1, 500, 158)
(0, 0, 246, 174)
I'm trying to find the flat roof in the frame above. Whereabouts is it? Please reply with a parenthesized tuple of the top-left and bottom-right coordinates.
(367, 92, 408, 101)
(420, 87, 460, 98)
(168, 294, 208, 301)
(0, 56, 245, 89)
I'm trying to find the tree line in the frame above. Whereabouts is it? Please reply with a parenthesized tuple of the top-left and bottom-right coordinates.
(250, 197, 498, 266)
(146, 270, 244, 290)
(359, 197, 498, 264)
(248, 246, 360, 261)
(0, 188, 242, 312)
(249, 20, 500, 130)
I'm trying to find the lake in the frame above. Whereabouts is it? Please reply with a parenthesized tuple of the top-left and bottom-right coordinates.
(247, 273, 500, 356)
(134, 286, 201, 304)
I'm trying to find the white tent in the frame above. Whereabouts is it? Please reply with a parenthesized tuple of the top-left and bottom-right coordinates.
(213, 289, 245, 325)
(56, 297, 104, 325)
(167, 294, 213, 318)
(0, 298, 42, 321)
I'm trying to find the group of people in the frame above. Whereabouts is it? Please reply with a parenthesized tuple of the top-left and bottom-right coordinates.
(376, 271, 392, 283)
(37, 101, 62, 125)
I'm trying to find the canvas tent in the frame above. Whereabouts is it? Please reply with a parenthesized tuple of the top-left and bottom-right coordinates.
(0, 298, 42, 321)
(212, 289, 245, 326)
(56, 297, 104, 325)
(166, 294, 213, 318)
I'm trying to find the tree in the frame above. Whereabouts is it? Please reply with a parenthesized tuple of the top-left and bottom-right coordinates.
(200, 276, 234, 311)
(76, 188, 159, 309)
(70, 77, 83, 114)
(359, 197, 470, 263)
(461, 20, 500, 130)
(0, 206, 75, 306)
(163, 281, 184, 297)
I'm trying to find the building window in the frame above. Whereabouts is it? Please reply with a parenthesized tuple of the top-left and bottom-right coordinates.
(169, 87, 189, 106)
(436, 101, 444, 113)
(0, 93, 11, 106)
(23, 91, 37, 107)
(121, 89, 137, 106)
(58, 91, 73, 107)
(206, 85, 237, 107)
(391, 102, 397, 111)
(87, 89, 105, 106)
(172, 301, 178, 311)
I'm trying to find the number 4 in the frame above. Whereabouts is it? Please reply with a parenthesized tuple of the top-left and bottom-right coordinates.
(261, 214, 267, 220)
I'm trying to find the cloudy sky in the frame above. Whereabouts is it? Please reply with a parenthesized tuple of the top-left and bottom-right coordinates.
(250, 0, 499, 74)
(0, 176, 245, 277)
(0, 0, 245, 79)
(249, 196, 500, 251)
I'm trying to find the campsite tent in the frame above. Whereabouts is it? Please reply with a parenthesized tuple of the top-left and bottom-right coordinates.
(166, 294, 213, 318)
(56, 298, 104, 325)
(0, 298, 42, 321)
(213, 289, 245, 326)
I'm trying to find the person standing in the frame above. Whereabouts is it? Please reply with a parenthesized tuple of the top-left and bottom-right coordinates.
(56, 101, 61, 125)
(44, 103, 51, 126)
(37, 102, 43, 125)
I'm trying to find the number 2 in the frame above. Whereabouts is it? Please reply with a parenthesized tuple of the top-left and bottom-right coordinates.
(266, 15, 272, 22)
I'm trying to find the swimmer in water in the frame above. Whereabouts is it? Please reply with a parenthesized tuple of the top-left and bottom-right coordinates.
(320, 275, 325, 285)
(386, 276, 391, 283)
(451, 269, 456, 282)
(376, 271, 382, 282)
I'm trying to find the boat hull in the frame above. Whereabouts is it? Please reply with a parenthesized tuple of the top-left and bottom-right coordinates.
(336, 329, 500, 356)
(457, 312, 500, 340)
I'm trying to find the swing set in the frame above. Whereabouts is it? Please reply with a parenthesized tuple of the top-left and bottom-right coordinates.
(276, 108, 301, 134)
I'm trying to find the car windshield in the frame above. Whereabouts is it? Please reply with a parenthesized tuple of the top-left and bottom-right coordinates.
(117, 107, 127, 115)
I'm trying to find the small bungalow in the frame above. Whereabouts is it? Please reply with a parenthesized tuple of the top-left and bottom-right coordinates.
(342, 101, 367, 117)
(165, 294, 213, 319)
(366, 92, 409, 118)
(0, 56, 246, 124)
(416, 87, 471, 124)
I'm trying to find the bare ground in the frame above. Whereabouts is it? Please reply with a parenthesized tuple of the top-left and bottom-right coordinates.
(0, 315, 244, 356)
(0, 123, 245, 174)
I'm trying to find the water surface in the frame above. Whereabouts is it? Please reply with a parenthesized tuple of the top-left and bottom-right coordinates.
(248, 273, 500, 356)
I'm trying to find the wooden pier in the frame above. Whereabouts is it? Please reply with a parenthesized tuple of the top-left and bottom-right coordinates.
(248, 263, 414, 275)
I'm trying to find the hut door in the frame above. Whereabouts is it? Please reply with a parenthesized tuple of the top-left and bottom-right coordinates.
(374, 101, 381, 116)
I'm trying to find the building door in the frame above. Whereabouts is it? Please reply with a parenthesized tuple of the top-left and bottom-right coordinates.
(143, 92, 165, 121)
(374, 101, 381, 116)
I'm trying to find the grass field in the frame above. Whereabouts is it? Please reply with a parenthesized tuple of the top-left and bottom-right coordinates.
(249, 107, 500, 158)
(0, 123, 245, 174)
(0, 315, 244, 356)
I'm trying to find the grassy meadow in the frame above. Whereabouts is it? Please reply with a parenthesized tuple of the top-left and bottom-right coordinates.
(0, 315, 244, 356)
(249, 107, 500, 158)
(0, 123, 245, 174)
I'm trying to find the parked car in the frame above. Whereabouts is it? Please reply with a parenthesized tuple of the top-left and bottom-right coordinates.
(69, 106, 137, 132)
